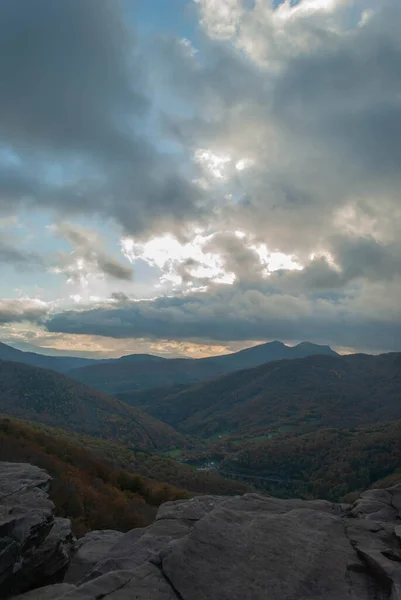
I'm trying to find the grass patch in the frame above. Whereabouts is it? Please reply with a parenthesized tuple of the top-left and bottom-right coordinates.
(163, 448, 183, 458)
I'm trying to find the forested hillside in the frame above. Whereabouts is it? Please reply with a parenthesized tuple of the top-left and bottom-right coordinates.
(0, 417, 188, 536)
(218, 421, 401, 501)
(0, 417, 253, 536)
(1, 415, 250, 496)
(119, 353, 401, 439)
(0, 360, 186, 451)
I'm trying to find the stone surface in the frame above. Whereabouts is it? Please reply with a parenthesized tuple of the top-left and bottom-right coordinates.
(64, 530, 125, 584)
(6, 472, 401, 600)
(12, 584, 76, 600)
(0, 463, 75, 597)
(25, 518, 75, 587)
(81, 495, 225, 584)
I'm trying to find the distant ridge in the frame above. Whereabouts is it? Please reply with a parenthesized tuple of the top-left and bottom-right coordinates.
(0, 341, 99, 373)
(0, 341, 167, 374)
(117, 352, 401, 438)
(68, 341, 338, 394)
(0, 340, 338, 394)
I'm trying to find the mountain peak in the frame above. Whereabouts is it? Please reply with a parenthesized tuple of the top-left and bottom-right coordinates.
(295, 341, 330, 348)
(293, 341, 337, 355)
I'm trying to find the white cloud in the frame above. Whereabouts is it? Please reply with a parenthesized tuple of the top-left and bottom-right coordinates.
(121, 228, 302, 292)
(194, 149, 232, 180)
(194, 0, 244, 39)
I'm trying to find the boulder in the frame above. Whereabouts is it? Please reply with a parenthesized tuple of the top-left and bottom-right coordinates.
(6, 468, 401, 600)
(64, 530, 125, 584)
(0, 463, 75, 597)
(12, 584, 76, 600)
(16, 487, 401, 600)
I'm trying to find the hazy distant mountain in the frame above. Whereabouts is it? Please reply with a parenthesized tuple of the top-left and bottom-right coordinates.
(0, 341, 168, 375)
(0, 341, 99, 373)
(0, 359, 185, 451)
(118, 352, 401, 438)
(69, 341, 338, 394)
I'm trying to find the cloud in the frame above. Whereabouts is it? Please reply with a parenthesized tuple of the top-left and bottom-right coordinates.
(271, 235, 401, 292)
(2, 0, 401, 355)
(203, 232, 266, 283)
(0, 298, 49, 324)
(0, 0, 204, 236)
(0, 233, 44, 270)
(45, 274, 401, 352)
(0, 0, 146, 154)
(45, 226, 401, 353)
(2, 328, 245, 359)
(51, 223, 134, 284)
(154, 0, 401, 258)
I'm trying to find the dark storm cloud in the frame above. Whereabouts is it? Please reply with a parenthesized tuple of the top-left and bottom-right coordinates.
(0, 0, 146, 155)
(271, 5, 401, 191)
(273, 236, 401, 292)
(0, 0, 203, 235)
(45, 282, 401, 352)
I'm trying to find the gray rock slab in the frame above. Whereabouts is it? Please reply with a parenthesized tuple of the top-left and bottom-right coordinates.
(9, 484, 401, 600)
(0, 463, 75, 597)
(12, 584, 76, 600)
(64, 530, 125, 584)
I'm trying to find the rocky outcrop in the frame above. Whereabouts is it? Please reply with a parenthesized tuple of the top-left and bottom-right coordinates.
(64, 530, 124, 584)
(12, 584, 76, 600)
(0, 463, 75, 597)
(3, 461, 401, 600)
(10, 483, 401, 600)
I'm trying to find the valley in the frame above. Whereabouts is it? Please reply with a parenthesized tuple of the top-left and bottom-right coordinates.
(0, 340, 400, 506)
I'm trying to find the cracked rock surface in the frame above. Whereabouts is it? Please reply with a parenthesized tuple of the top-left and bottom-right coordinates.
(6, 465, 401, 600)
(0, 462, 75, 597)
(64, 529, 125, 584)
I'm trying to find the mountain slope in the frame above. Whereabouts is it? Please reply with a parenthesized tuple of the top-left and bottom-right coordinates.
(0, 416, 190, 535)
(0, 359, 185, 451)
(118, 353, 401, 438)
(0, 415, 251, 498)
(69, 341, 338, 394)
(220, 420, 401, 501)
(69, 357, 222, 394)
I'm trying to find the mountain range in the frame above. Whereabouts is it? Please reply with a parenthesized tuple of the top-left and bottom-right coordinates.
(0, 359, 185, 452)
(61, 340, 338, 394)
(0, 340, 337, 395)
(118, 352, 401, 438)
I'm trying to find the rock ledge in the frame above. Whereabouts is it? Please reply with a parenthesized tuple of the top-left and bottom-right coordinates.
(0, 462, 75, 597)
(3, 463, 401, 600)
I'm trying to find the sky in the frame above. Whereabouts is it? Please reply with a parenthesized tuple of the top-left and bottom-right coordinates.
(0, 0, 400, 359)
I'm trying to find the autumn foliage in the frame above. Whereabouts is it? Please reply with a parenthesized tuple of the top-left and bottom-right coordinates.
(0, 417, 189, 536)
